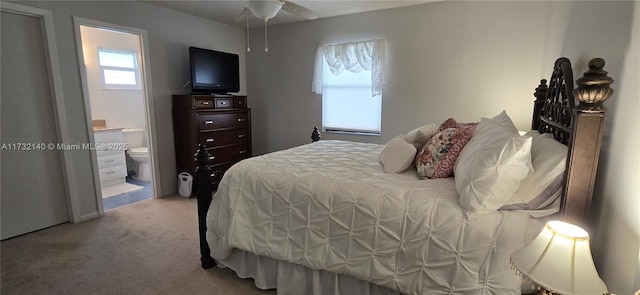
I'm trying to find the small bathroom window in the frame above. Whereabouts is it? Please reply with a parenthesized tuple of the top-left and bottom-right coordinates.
(98, 49, 141, 90)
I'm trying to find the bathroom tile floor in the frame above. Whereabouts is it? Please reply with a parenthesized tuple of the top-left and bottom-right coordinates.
(103, 176, 152, 211)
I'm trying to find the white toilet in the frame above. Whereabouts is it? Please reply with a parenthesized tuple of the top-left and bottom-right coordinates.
(123, 128, 151, 181)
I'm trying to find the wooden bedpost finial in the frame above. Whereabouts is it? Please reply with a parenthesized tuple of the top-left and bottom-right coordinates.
(532, 79, 548, 130)
(534, 79, 548, 101)
(574, 58, 614, 111)
(311, 126, 321, 142)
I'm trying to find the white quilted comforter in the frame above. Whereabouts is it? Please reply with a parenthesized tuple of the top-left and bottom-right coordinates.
(207, 140, 532, 294)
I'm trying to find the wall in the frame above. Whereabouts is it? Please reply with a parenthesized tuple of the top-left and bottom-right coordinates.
(246, 1, 550, 156)
(9, 1, 246, 219)
(80, 26, 145, 129)
(544, 2, 639, 294)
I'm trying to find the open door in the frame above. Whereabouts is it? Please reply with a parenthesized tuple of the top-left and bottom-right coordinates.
(73, 17, 160, 212)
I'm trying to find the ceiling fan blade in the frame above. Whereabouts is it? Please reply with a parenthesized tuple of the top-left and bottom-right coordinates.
(281, 1, 318, 19)
(234, 7, 251, 22)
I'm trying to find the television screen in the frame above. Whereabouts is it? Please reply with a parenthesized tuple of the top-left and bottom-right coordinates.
(189, 47, 240, 94)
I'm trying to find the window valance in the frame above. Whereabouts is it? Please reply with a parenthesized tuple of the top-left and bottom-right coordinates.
(312, 39, 386, 96)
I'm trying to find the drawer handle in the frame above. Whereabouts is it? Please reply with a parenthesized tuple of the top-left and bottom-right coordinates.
(237, 118, 246, 122)
(238, 134, 245, 138)
(193, 156, 215, 162)
(202, 101, 210, 105)
(239, 150, 247, 154)
(219, 101, 227, 105)
(204, 120, 213, 125)
(206, 138, 214, 143)
(105, 159, 114, 163)
(210, 173, 216, 177)
(106, 171, 115, 175)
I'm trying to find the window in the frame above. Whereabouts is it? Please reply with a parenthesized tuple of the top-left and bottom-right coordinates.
(312, 39, 385, 135)
(322, 59, 382, 134)
(97, 49, 140, 89)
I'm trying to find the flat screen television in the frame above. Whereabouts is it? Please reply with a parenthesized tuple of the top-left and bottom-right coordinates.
(189, 47, 240, 94)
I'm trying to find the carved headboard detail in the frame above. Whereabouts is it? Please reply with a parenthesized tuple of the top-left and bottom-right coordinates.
(532, 58, 575, 144)
(532, 57, 614, 228)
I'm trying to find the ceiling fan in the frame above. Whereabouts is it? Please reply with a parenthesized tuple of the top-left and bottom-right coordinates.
(234, 0, 318, 52)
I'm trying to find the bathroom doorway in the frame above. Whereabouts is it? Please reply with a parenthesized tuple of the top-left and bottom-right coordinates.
(74, 18, 159, 212)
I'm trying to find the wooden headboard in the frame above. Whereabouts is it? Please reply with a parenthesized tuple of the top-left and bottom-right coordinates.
(531, 57, 614, 228)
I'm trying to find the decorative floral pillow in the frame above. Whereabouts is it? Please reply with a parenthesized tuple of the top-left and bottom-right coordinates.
(437, 118, 478, 133)
(415, 124, 477, 179)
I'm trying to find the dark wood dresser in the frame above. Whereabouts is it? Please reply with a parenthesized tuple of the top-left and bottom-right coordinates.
(172, 94, 251, 189)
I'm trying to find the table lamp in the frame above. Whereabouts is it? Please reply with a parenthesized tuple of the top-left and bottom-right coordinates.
(511, 220, 608, 295)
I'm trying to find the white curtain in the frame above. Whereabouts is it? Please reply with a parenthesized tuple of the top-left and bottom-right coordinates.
(312, 39, 386, 96)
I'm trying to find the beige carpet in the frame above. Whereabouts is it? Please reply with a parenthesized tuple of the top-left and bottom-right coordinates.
(1, 196, 276, 295)
(101, 182, 144, 198)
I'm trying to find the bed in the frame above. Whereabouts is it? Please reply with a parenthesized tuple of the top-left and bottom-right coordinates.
(195, 57, 613, 294)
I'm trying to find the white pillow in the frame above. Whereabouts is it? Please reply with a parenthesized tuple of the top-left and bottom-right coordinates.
(379, 136, 417, 174)
(454, 117, 533, 217)
(501, 130, 568, 217)
(403, 124, 437, 150)
(491, 110, 519, 133)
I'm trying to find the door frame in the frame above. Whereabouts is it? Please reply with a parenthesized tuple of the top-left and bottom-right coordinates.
(73, 17, 161, 214)
(0, 2, 83, 222)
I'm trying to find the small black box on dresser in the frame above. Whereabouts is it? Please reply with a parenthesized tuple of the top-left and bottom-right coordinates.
(172, 94, 251, 190)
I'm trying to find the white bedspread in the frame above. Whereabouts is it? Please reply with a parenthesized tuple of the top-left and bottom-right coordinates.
(207, 140, 532, 294)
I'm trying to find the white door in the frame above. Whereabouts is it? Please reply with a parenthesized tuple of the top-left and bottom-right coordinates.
(1, 9, 69, 239)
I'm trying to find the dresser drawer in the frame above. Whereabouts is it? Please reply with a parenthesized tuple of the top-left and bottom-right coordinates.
(94, 129, 123, 143)
(197, 112, 249, 130)
(233, 96, 247, 108)
(94, 129, 126, 157)
(215, 97, 232, 109)
(97, 153, 125, 169)
(198, 128, 249, 147)
(209, 163, 235, 185)
(194, 99, 214, 109)
(99, 164, 126, 181)
(208, 144, 250, 165)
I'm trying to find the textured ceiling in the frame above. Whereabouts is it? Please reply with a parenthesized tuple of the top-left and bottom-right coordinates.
(145, 0, 435, 28)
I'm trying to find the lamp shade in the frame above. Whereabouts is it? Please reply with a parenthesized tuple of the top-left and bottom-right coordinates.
(247, 0, 283, 21)
(511, 221, 607, 295)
